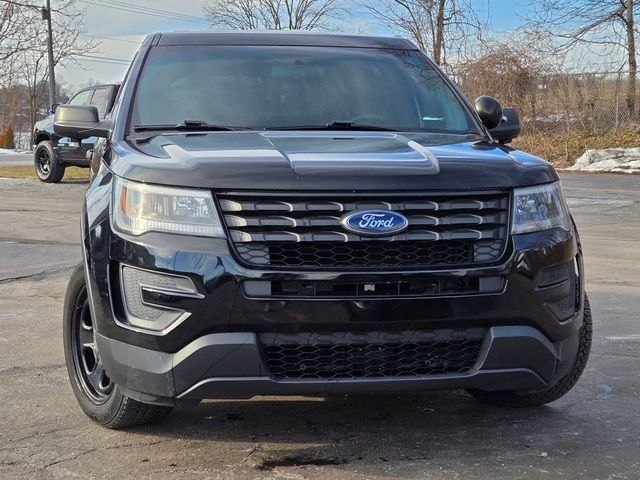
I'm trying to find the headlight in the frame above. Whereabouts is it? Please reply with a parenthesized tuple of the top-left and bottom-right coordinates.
(112, 176, 225, 237)
(512, 182, 571, 234)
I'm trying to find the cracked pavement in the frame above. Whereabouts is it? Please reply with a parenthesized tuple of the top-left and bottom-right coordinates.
(0, 174, 639, 480)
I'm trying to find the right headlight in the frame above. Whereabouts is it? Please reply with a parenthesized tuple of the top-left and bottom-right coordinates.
(512, 181, 571, 234)
(112, 176, 225, 237)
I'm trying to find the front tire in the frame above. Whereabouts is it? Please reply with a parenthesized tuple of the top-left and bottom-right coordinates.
(468, 296, 592, 407)
(63, 263, 173, 428)
(34, 140, 65, 183)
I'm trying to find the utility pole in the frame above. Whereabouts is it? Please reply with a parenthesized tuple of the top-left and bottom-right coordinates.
(42, 0, 56, 107)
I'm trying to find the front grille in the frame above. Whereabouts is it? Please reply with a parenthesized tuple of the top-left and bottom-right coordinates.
(260, 329, 485, 380)
(239, 240, 475, 268)
(218, 191, 509, 269)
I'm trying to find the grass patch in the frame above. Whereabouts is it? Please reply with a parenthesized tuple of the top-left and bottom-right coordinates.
(513, 129, 640, 168)
(0, 165, 89, 180)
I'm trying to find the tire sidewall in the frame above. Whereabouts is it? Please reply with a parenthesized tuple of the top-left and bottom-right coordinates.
(63, 263, 125, 424)
(467, 296, 592, 407)
(34, 141, 64, 183)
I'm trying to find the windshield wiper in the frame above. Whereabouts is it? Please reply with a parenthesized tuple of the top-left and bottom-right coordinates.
(133, 120, 248, 132)
(265, 121, 399, 132)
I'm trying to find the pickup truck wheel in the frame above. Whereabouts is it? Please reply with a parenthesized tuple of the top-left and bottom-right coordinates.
(63, 263, 173, 428)
(34, 140, 65, 183)
(467, 296, 592, 408)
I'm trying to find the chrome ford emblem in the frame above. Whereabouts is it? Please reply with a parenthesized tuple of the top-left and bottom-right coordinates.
(341, 210, 409, 236)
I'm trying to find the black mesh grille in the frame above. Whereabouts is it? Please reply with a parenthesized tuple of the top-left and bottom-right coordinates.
(219, 191, 510, 269)
(260, 330, 485, 380)
(240, 240, 476, 268)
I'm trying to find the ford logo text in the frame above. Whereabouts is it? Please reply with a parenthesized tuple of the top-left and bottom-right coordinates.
(341, 210, 409, 236)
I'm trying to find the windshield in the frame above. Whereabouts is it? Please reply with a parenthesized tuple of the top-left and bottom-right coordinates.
(131, 45, 479, 134)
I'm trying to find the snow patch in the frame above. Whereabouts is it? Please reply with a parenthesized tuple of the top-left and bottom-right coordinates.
(569, 148, 640, 174)
(0, 148, 31, 155)
(0, 148, 30, 155)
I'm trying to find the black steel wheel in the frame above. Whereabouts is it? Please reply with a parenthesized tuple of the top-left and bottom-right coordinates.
(70, 283, 113, 404)
(63, 263, 173, 428)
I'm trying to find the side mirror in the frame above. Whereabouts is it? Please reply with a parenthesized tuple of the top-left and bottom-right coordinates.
(53, 105, 111, 140)
(50, 103, 60, 114)
(491, 108, 521, 144)
(474, 96, 503, 130)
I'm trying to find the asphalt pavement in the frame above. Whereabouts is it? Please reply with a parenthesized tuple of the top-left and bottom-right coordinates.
(0, 152, 33, 167)
(0, 173, 639, 479)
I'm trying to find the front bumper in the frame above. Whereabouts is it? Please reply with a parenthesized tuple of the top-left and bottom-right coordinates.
(83, 180, 584, 404)
(95, 323, 581, 406)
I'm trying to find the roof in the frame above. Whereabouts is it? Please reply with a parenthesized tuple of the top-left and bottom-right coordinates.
(153, 31, 418, 50)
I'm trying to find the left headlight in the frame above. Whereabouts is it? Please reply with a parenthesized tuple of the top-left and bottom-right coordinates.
(512, 181, 571, 234)
(112, 176, 225, 237)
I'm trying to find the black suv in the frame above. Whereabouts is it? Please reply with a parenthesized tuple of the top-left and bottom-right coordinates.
(33, 84, 119, 183)
(57, 32, 591, 429)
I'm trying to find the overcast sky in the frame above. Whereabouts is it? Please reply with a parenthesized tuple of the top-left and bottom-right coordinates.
(57, 0, 526, 90)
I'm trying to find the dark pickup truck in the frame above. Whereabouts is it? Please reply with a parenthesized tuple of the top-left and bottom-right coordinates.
(32, 83, 119, 182)
(54, 32, 591, 429)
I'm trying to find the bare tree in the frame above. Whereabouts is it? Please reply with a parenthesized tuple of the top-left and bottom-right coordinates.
(456, 31, 569, 135)
(204, 0, 344, 30)
(0, 2, 38, 84)
(12, 1, 95, 141)
(360, 0, 488, 68)
(526, 0, 639, 117)
(459, 47, 544, 106)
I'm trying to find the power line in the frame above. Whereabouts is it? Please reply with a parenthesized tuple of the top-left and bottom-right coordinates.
(74, 58, 130, 65)
(73, 53, 131, 64)
(76, 0, 208, 24)
(98, 0, 206, 23)
(75, 53, 131, 63)
(0, 0, 41, 8)
(82, 34, 142, 45)
(0, 0, 67, 13)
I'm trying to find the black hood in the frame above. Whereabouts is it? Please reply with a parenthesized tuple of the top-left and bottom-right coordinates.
(107, 131, 557, 191)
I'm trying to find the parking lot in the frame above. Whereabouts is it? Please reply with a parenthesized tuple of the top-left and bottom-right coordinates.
(0, 173, 639, 480)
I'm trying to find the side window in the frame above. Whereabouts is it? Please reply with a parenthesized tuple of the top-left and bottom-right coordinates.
(89, 88, 108, 116)
(68, 89, 92, 105)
